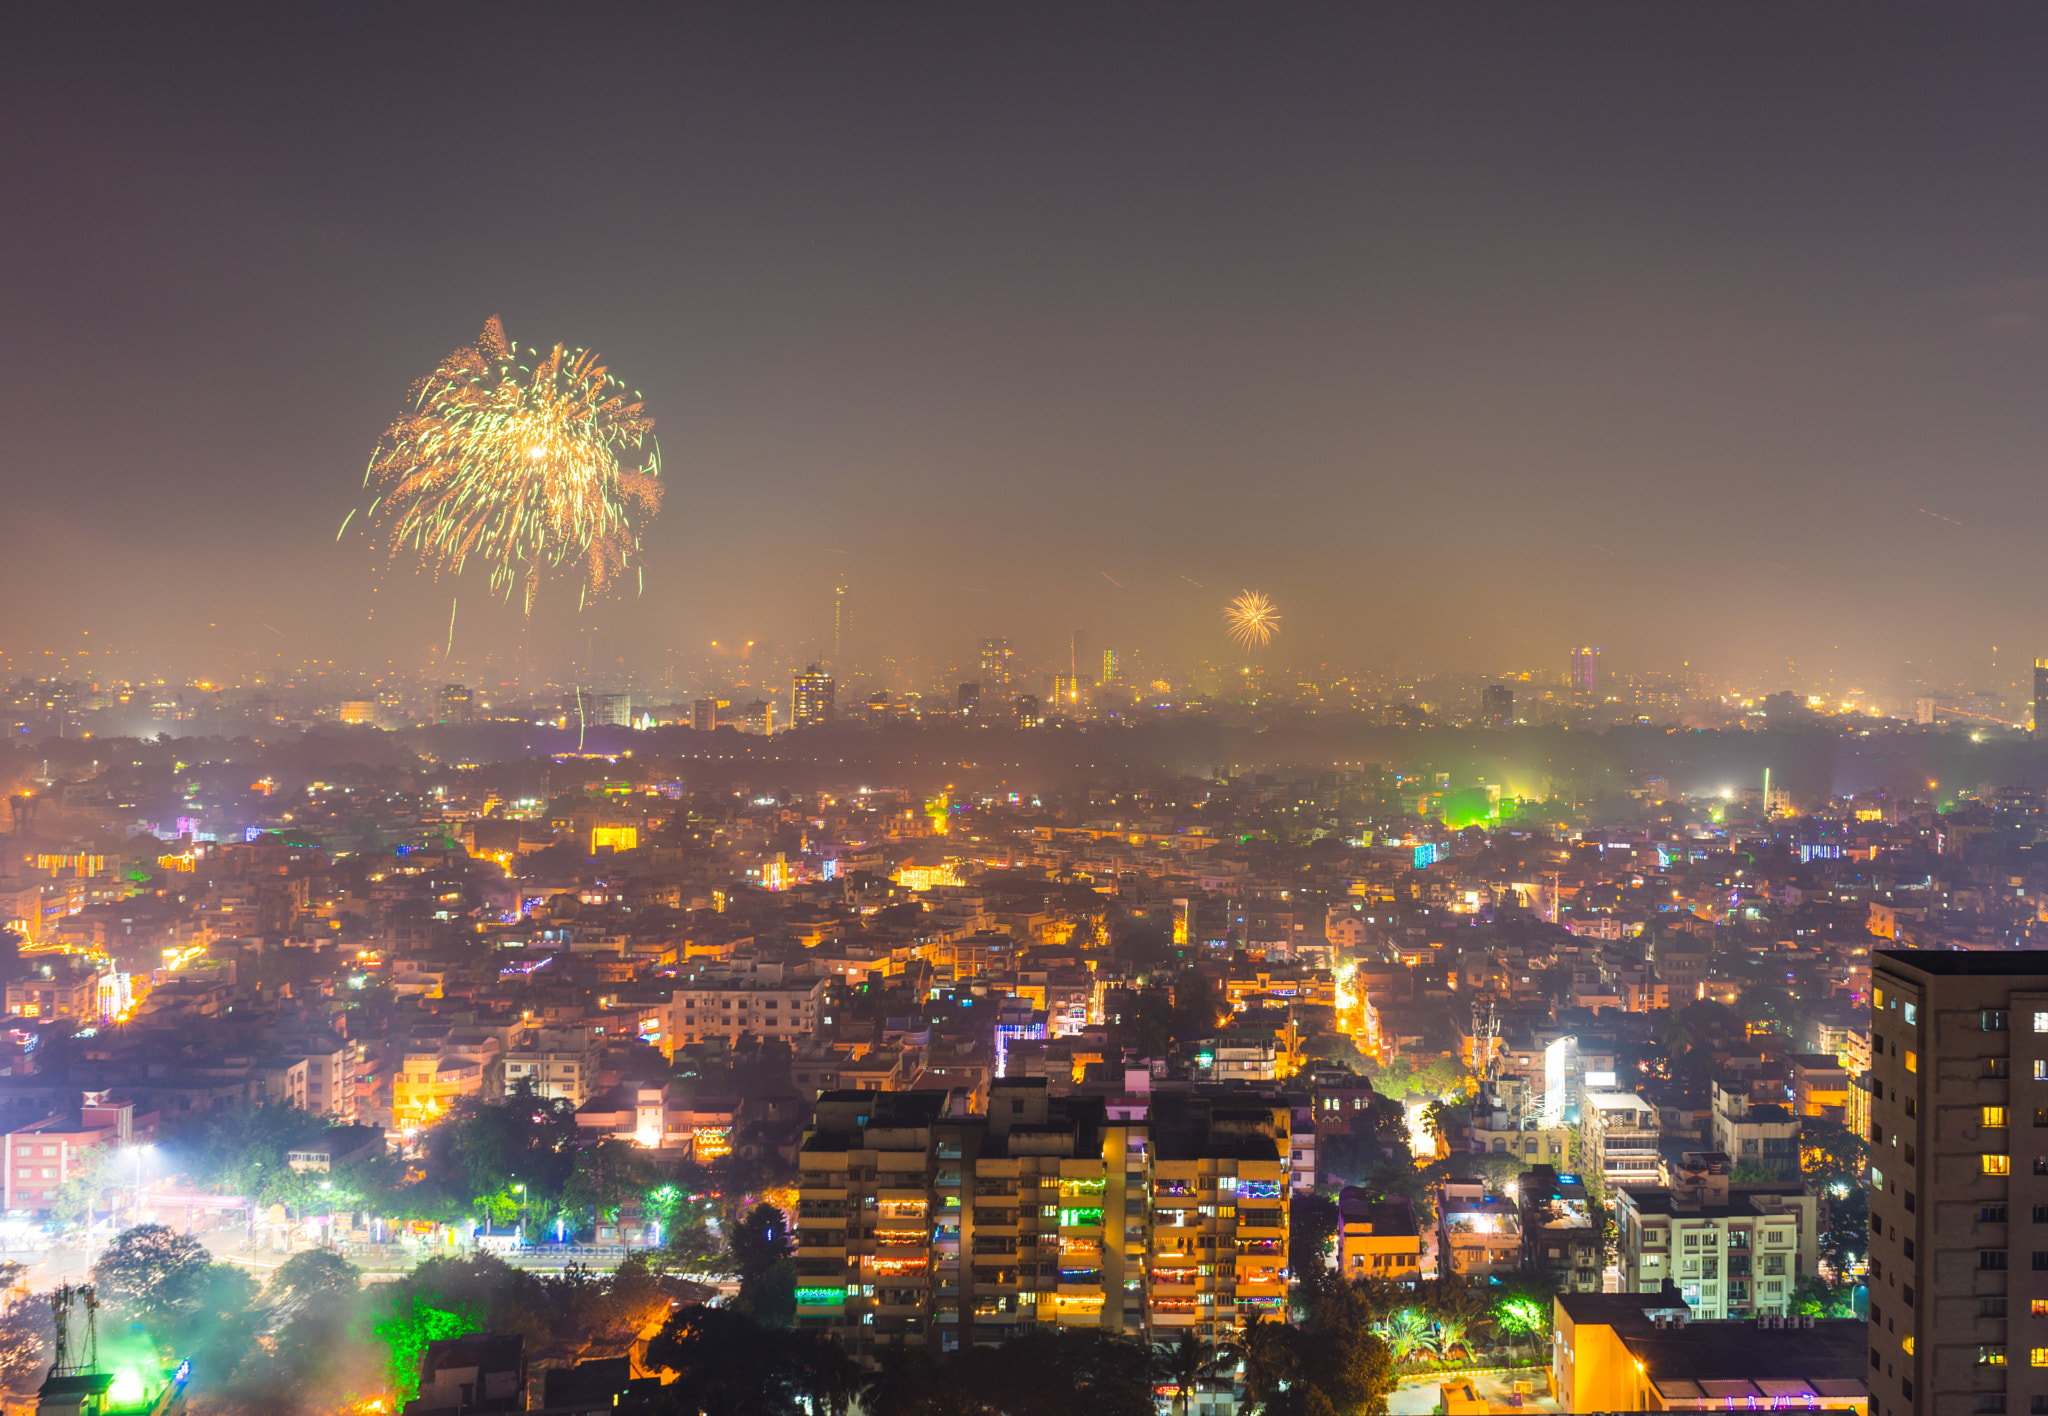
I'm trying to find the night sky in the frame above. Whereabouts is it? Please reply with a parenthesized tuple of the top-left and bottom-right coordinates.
(7, 8, 2048, 693)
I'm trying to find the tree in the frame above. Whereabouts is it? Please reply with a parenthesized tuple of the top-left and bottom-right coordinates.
(1289, 1192, 1339, 1284)
(89, 1225, 211, 1327)
(51, 1146, 126, 1232)
(561, 1138, 653, 1227)
(729, 1202, 796, 1327)
(1790, 1275, 1859, 1319)
(1157, 1329, 1232, 1416)
(1493, 1295, 1546, 1359)
(373, 1292, 481, 1404)
(645, 1302, 853, 1416)
(859, 1336, 951, 1416)
(1247, 1282, 1397, 1416)
(266, 1247, 361, 1308)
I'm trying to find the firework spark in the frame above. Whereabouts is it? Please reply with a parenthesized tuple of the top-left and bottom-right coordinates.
(1224, 589, 1280, 651)
(351, 317, 662, 613)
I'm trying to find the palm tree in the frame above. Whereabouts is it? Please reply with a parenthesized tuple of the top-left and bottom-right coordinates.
(1238, 1314, 1299, 1413)
(1431, 1313, 1472, 1364)
(1661, 1008, 1696, 1056)
(1157, 1329, 1231, 1416)
(1380, 1308, 1429, 1365)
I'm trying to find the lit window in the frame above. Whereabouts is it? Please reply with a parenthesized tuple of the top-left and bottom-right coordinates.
(1903, 1335, 1915, 1354)
(1986, 1156, 2013, 1176)
(2034, 1300, 2048, 1317)
(1984, 1347, 2009, 1366)
(1906, 1051, 1918, 1073)
(2037, 1013, 2048, 1033)
(1989, 1108, 2012, 1129)
(2033, 1349, 2048, 1368)
(1904, 1003, 1917, 1025)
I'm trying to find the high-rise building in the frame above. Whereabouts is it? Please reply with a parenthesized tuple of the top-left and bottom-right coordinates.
(1866, 949, 2048, 1416)
(793, 665, 834, 729)
(438, 683, 474, 724)
(1481, 684, 1513, 728)
(692, 698, 720, 732)
(1569, 647, 1603, 696)
(2034, 659, 2047, 733)
(1100, 649, 1120, 686)
(1069, 630, 1087, 688)
(1015, 694, 1040, 728)
(978, 638, 1014, 693)
(833, 575, 849, 667)
(956, 682, 980, 717)
(1052, 675, 1082, 710)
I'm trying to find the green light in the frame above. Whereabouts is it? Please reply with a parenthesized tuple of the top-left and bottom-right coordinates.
(107, 1368, 147, 1407)
(1437, 787, 1498, 830)
(1059, 1207, 1104, 1228)
(796, 1286, 844, 1306)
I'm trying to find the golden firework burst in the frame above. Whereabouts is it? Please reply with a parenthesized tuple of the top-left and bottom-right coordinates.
(1224, 590, 1280, 651)
(348, 317, 662, 614)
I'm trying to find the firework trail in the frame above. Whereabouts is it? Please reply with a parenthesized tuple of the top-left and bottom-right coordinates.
(349, 317, 662, 614)
(1224, 590, 1280, 651)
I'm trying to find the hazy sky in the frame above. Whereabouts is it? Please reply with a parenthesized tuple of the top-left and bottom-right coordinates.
(6, 7, 2048, 693)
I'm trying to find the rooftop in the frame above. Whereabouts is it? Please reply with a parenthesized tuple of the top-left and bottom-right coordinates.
(1876, 948, 2048, 977)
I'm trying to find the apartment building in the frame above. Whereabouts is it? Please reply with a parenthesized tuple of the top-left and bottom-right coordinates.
(1790, 1053, 1854, 1123)
(1519, 1164, 1603, 1293)
(1613, 1153, 1817, 1319)
(293, 1034, 357, 1120)
(503, 1025, 598, 1105)
(5, 961, 101, 1022)
(1865, 949, 2048, 1416)
(793, 1081, 1290, 1357)
(1710, 1081, 1801, 1180)
(1150, 1093, 1294, 1342)
(669, 968, 826, 1049)
(3, 1095, 135, 1213)
(1580, 1091, 1661, 1196)
(1438, 1181, 1523, 1280)
(794, 1084, 1141, 1356)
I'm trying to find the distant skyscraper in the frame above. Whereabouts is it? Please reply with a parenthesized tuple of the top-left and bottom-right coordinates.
(2034, 658, 2047, 732)
(1069, 630, 1087, 689)
(1481, 684, 1513, 729)
(1015, 694, 1040, 728)
(1569, 646, 1603, 695)
(692, 698, 719, 733)
(978, 638, 1014, 692)
(1100, 648, 1120, 686)
(793, 665, 834, 728)
(1052, 675, 1081, 710)
(832, 575, 849, 666)
(957, 682, 980, 717)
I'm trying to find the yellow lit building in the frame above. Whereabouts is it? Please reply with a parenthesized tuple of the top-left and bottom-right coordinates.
(590, 824, 638, 853)
(1551, 1289, 1867, 1413)
(1336, 1188, 1422, 1281)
